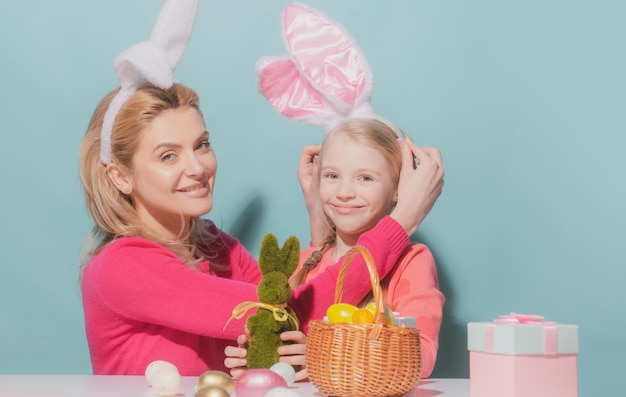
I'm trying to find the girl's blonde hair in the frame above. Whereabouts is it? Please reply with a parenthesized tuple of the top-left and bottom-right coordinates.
(290, 118, 403, 304)
(79, 83, 218, 271)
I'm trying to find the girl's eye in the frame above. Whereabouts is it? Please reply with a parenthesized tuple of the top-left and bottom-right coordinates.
(323, 172, 338, 180)
(359, 175, 373, 182)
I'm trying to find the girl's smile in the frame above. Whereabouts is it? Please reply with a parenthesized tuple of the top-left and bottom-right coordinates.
(330, 204, 362, 215)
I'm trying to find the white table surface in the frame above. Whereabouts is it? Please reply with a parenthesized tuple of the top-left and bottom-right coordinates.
(0, 375, 469, 397)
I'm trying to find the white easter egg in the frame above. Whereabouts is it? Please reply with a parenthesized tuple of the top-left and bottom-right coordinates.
(269, 362, 296, 387)
(145, 360, 178, 386)
(151, 365, 182, 396)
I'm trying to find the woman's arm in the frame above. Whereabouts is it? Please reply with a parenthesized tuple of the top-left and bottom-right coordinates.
(296, 144, 323, 247)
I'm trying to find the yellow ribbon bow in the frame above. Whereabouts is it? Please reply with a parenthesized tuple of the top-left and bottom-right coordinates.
(223, 301, 300, 331)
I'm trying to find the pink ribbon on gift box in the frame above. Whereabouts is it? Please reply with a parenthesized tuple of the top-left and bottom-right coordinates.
(484, 312, 559, 354)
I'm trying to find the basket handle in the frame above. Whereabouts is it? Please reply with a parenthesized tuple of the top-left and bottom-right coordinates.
(335, 246, 386, 338)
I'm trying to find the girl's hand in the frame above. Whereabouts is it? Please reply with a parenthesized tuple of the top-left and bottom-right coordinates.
(391, 137, 444, 236)
(223, 330, 309, 382)
(277, 330, 308, 381)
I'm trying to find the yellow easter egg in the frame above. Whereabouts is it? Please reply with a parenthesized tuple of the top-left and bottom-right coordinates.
(366, 303, 394, 326)
(351, 308, 375, 325)
(327, 303, 357, 323)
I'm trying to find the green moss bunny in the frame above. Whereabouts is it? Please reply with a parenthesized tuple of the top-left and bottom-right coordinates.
(246, 233, 300, 369)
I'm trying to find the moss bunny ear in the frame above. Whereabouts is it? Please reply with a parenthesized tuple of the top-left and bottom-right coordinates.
(279, 236, 300, 277)
(259, 233, 300, 276)
(259, 233, 281, 274)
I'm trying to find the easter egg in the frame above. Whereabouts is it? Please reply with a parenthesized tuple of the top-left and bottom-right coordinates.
(194, 385, 231, 397)
(196, 370, 234, 394)
(235, 369, 288, 397)
(327, 303, 357, 323)
(145, 360, 181, 395)
(351, 308, 375, 324)
(269, 362, 296, 386)
(151, 366, 181, 396)
(145, 360, 178, 386)
(366, 303, 394, 325)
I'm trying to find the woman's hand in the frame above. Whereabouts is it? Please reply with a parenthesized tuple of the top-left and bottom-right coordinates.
(391, 137, 444, 236)
(223, 330, 309, 382)
(297, 144, 324, 246)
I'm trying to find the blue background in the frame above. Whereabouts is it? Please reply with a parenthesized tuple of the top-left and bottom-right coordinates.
(1, 1, 624, 395)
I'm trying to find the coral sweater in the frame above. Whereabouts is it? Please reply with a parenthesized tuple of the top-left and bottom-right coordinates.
(297, 243, 444, 378)
(81, 217, 408, 375)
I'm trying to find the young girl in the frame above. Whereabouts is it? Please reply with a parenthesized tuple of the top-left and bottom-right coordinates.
(300, 119, 443, 378)
(225, 119, 444, 379)
(79, 83, 444, 376)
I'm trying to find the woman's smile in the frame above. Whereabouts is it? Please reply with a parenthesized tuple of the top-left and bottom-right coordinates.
(177, 181, 209, 196)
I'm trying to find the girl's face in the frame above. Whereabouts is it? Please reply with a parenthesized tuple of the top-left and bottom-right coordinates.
(318, 132, 397, 241)
(126, 106, 216, 237)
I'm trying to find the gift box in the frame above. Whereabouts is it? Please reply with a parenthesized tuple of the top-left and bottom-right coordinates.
(468, 313, 578, 397)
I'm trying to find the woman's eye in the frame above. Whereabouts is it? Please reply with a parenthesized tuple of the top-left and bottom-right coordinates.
(161, 152, 176, 162)
(197, 140, 211, 151)
(324, 173, 338, 180)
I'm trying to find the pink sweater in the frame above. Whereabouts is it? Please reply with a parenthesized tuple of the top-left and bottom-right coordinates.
(81, 217, 408, 375)
(297, 243, 444, 378)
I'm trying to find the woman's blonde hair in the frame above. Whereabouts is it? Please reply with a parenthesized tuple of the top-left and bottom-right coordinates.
(290, 118, 403, 302)
(79, 83, 218, 270)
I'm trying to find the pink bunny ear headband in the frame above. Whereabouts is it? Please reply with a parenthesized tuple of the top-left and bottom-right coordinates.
(100, 0, 198, 164)
(257, 3, 404, 138)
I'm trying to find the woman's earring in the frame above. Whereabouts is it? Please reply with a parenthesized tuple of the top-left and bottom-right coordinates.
(123, 186, 132, 195)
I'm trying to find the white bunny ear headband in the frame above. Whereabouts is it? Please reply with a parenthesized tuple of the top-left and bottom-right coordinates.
(257, 3, 404, 138)
(100, 0, 198, 164)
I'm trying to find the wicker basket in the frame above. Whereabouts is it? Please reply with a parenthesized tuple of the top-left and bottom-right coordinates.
(305, 246, 422, 397)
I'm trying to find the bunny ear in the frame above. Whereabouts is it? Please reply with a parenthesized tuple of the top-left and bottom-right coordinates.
(259, 233, 280, 274)
(282, 3, 374, 113)
(257, 4, 404, 137)
(114, 41, 173, 90)
(279, 236, 300, 277)
(100, 0, 198, 164)
(150, 0, 198, 70)
(257, 56, 343, 126)
(113, 0, 198, 90)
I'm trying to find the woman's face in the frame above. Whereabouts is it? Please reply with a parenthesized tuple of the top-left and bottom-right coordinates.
(127, 106, 216, 237)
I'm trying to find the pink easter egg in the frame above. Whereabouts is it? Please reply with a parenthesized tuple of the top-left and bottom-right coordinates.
(235, 369, 288, 397)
